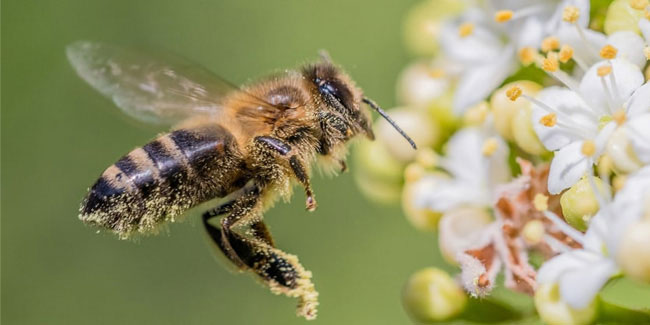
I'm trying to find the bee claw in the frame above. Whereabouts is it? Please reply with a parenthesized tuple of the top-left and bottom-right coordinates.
(339, 160, 347, 173)
(306, 196, 317, 212)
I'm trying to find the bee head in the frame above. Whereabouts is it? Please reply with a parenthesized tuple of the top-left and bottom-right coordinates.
(303, 54, 417, 150)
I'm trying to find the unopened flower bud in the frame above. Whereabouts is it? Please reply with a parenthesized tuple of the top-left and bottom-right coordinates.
(512, 105, 548, 155)
(403, 267, 467, 322)
(403, 0, 465, 56)
(491, 81, 542, 140)
(604, 0, 646, 35)
(560, 177, 606, 231)
(606, 127, 643, 173)
(376, 108, 439, 162)
(534, 283, 598, 325)
(402, 179, 444, 231)
(618, 219, 650, 283)
(353, 140, 404, 203)
(396, 61, 449, 107)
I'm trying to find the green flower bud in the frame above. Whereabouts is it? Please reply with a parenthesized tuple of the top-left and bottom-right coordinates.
(396, 60, 449, 107)
(604, 0, 646, 35)
(618, 219, 650, 283)
(353, 171, 402, 204)
(490, 81, 542, 141)
(403, 0, 466, 56)
(606, 127, 643, 174)
(512, 105, 548, 156)
(376, 108, 439, 162)
(403, 267, 468, 322)
(402, 172, 444, 232)
(534, 283, 598, 325)
(560, 177, 606, 231)
(353, 140, 404, 203)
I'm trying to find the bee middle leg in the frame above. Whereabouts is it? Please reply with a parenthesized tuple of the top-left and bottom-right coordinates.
(255, 136, 317, 211)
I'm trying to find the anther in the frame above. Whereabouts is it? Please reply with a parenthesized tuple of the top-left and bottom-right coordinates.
(597, 64, 612, 77)
(613, 109, 626, 125)
(629, 0, 649, 10)
(481, 138, 499, 156)
(542, 52, 559, 72)
(563, 6, 580, 23)
(581, 140, 596, 157)
(458, 22, 474, 37)
(559, 45, 574, 63)
(428, 68, 445, 79)
(506, 86, 522, 101)
(540, 113, 557, 127)
(533, 193, 549, 211)
(600, 44, 618, 59)
(518, 47, 535, 65)
(523, 220, 545, 245)
(494, 10, 514, 23)
(541, 36, 560, 52)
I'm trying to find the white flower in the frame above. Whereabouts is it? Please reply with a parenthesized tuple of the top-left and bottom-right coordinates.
(530, 58, 649, 194)
(413, 126, 510, 212)
(440, 0, 590, 113)
(537, 166, 650, 309)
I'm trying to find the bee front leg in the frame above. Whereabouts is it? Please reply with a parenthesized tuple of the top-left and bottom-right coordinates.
(255, 136, 317, 211)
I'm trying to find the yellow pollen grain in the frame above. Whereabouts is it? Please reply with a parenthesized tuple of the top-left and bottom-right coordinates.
(541, 36, 560, 52)
(481, 138, 499, 156)
(581, 140, 596, 157)
(523, 220, 545, 245)
(563, 6, 580, 23)
(613, 109, 627, 125)
(518, 47, 536, 65)
(542, 52, 559, 72)
(629, 0, 649, 10)
(644, 46, 650, 60)
(506, 86, 522, 101)
(428, 68, 445, 79)
(600, 44, 618, 59)
(597, 64, 612, 77)
(533, 193, 549, 211)
(458, 22, 474, 37)
(495, 10, 514, 23)
(559, 45, 574, 63)
(540, 113, 557, 127)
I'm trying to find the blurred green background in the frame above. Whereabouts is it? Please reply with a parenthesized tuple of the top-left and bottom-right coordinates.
(1, 0, 444, 324)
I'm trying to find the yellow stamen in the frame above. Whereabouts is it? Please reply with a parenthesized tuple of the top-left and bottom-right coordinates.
(581, 140, 596, 157)
(533, 193, 549, 211)
(629, 0, 649, 10)
(563, 6, 580, 23)
(540, 113, 557, 127)
(428, 68, 445, 79)
(600, 44, 618, 59)
(495, 10, 514, 23)
(523, 220, 545, 245)
(518, 47, 536, 65)
(463, 101, 489, 126)
(613, 109, 627, 125)
(542, 52, 559, 72)
(481, 138, 499, 156)
(558, 45, 574, 63)
(613, 175, 627, 192)
(541, 36, 560, 52)
(644, 46, 650, 60)
(415, 148, 438, 168)
(597, 64, 612, 77)
(506, 86, 522, 101)
(458, 22, 474, 37)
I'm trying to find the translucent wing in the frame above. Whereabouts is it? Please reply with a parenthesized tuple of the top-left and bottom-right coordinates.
(67, 41, 253, 124)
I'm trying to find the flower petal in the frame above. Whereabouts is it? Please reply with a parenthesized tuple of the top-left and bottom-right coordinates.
(579, 59, 644, 115)
(547, 141, 590, 194)
(639, 18, 650, 44)
(414, 176, 488, 212)
(537, 249, 599, 284)
(626, 82, 650, 117)
(453, 47, 516, 113)
(607, 31, 646, 68)
(557, 26, 607, 67)
(531, 87, 597, 151)
(626, 113, 650, 164)
(559, 258, 617, 309)
(440, 15, 503, 64)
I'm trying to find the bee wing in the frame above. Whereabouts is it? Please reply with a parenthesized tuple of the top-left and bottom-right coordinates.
(67, 41, 268, 125)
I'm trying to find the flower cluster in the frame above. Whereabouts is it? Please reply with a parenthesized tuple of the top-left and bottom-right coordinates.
(355, 1, 650, 324)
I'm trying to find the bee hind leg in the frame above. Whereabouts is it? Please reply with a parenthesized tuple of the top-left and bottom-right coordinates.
(201, 189, 319, 319)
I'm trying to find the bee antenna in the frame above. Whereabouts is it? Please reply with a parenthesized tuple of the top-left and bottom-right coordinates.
(362, 97, 417, 150)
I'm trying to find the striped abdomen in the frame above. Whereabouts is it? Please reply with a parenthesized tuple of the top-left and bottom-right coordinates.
(80, 124, 250, 238)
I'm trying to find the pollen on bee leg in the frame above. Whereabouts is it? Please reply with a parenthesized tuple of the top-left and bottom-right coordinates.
(581, 140, 596, 157)
(558, 45, 574, 63)
(505, 86, 522, 101)
(629, 0, 649, 10)
(613, 109, 626, 125)
(458, 22, 475, 37)
(541, 36, 560, 53)
(597, 64, 612, 77)
(539, 113, 557, 127)
(494, 10, 514, 23)
(562, 5, 580, 23)
(600, 45, 618, 59)
(481, 138, 499, 156)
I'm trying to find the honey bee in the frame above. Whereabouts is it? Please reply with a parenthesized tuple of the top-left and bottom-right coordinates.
(68, 41, 416, 319)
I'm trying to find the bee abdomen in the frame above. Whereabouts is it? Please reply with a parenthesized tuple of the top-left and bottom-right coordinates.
(80, 125, 248, 238)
